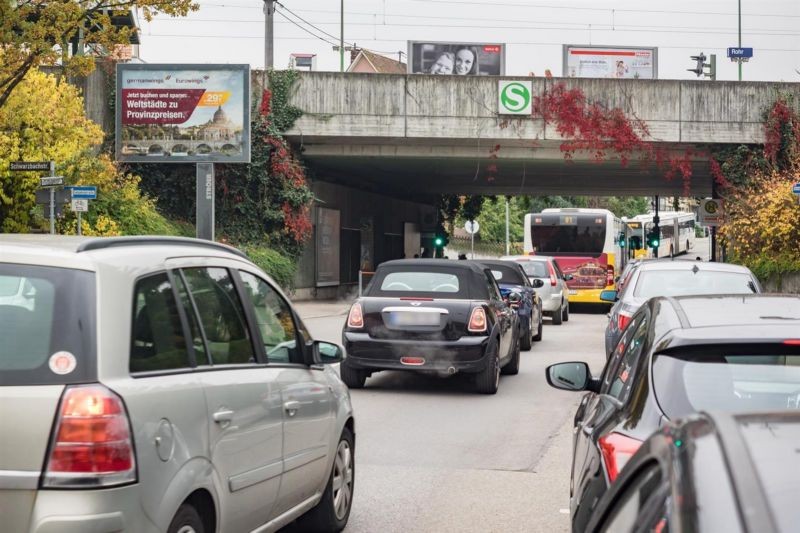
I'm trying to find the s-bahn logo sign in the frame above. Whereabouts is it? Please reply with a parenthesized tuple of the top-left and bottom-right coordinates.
(498, 80, 532, 115)
(699, 198, 724, 227)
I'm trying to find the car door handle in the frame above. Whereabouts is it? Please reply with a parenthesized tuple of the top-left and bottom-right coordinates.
(213, 409, 235, 424)
(284, 401, 301, 417)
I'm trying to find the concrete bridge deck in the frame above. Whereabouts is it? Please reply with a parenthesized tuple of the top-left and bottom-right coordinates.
(283, 72, 799, 196)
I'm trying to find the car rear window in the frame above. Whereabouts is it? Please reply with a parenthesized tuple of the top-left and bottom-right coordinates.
(652, 344, 800, 420)
(487, 264, 526, 285)
(518, 261, 548, 278)
(380, 272, 460, 293)
(0, 264, 96, 385)
(634, 270, 756, 298)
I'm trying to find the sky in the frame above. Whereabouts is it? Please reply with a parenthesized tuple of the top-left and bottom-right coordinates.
(137, 0, 800, 82)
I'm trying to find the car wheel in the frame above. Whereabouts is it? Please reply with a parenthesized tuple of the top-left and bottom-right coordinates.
(552, 302, 563, 325)
(339, 360, 367, 389)
(475, 340, 500, 394)
(533, 314, 543, 341)
(167, 504, 204, 533)
(502, 333, 520, 375)
(563, 303, 570, 322)
(520, 317, 532, 351)
(296, 427, 355, 532)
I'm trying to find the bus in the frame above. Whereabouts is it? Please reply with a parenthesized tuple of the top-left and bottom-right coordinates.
(523, 208, 624, 304)
(624, 212, 697, 258)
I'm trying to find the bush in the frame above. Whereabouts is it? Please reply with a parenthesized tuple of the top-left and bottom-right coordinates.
(243, 245, 297, 293)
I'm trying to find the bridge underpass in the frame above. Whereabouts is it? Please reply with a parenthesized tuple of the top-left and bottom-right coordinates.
(273, 71, 799, 295)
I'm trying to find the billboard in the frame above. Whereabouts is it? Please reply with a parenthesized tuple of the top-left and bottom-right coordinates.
(408, 41, 505, 76)
(116, 64, 250, 163)
(563, 45, 658, 79)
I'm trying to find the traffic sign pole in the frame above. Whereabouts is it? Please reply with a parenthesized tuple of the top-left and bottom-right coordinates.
(49, 161, 55, 235)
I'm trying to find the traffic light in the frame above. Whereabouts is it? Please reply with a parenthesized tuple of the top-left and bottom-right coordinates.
(647, 230, 660, 249)
(688, 53, 706, 77)
(434, 235, 445, 247)
(618, 232, 627, 248)
(688, 53, 716, 80)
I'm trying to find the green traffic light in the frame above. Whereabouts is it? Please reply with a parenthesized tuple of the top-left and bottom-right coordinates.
(434, 237, 444, 246)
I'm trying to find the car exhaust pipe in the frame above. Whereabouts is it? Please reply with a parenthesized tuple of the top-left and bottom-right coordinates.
(447, 366, 457, 375)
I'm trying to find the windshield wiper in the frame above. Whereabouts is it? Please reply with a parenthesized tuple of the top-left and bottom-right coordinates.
(759, 316, 800, 320)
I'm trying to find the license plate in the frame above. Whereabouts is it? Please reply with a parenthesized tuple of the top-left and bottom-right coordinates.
(390, 312, 441, 326)
(569, 290, 578, 295)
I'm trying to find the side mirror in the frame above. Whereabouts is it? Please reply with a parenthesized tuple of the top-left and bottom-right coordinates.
(531, 278, 544, 288)
(600, 290, 618, 303)
(313, 340, 344, 365)
(564, 274, 574, 281)
(546, 362, 591, 392)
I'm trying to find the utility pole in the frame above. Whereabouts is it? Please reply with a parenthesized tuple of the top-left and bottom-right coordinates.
(505, 198, 510, 256)
(738, 0, 742, 81)
(340, 0, 345, 72)
(264, 0, 275, 86)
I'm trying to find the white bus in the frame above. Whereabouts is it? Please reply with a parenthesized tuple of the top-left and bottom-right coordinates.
(625, 211, 697, 258)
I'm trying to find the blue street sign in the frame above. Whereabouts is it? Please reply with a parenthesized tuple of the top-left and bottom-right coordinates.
(792, 182, 800, 195)
(727, 47, 754, 58)
(65, 186, 97, 199)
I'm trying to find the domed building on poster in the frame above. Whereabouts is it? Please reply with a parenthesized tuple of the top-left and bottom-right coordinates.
(199, 106, 238, 141)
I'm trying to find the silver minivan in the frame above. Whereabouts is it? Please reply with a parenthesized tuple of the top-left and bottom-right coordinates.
(0, 235, 355, 533)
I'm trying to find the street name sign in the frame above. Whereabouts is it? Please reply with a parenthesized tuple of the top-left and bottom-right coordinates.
(498, 80, 533, 115)
(39, 176, 64, 187)
(66, 186, 97, 200)
(726, 47, 753, 59)
(71, 199, 89, 212)
(699, 198, 724, 227)
(10, 161, 52, 172)
(792, 182, 800, 194)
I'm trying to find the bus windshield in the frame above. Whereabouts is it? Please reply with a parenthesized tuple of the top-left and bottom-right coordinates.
(529, 214, 606, 254)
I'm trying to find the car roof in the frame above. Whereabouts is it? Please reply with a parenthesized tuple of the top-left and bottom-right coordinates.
(0, 235, 252, 272)
(500, 255, 552, 262)
(476, 259, 524, 269)
(636, 260, 753, 273)
(378, 258, 488, 275)
(699, 411, 800, 532)
(648, 295, 800, 347)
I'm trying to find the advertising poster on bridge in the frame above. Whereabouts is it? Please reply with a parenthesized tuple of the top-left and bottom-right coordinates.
(408, 41, 505, 76)
(116, 64, 250, 163)
(563, 45, 658, 79)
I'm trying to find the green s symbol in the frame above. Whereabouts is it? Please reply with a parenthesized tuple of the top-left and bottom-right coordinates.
(501, 82, 531, 112)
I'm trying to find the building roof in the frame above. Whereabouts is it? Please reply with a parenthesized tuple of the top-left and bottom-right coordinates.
(347, 49, 406, 74)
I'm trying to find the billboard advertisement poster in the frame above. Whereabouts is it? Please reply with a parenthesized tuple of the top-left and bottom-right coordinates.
(316, 207, 341, 287)
(563, 45, 658, 79)
(116, 64, 250, 163)
(408, 41, 505, 76)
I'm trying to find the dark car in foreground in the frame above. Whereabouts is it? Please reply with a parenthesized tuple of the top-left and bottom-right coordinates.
(479, 259, 544, 350)
(602, 259, 761, 357)
(545, 294, 800, 531)
(342, 259, 520, 394)
(586, 411, 800, 533)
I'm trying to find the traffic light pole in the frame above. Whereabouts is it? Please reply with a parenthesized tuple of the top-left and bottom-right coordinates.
(652, 195, 660, 258)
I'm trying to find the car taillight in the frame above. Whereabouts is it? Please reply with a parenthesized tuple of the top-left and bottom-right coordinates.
(598, 432, 642, 482)
(347, 302, 364, 329)
(468, 307, 488, 333)
(617, 311, 633, 332)
(43, 384, 136, 488)
(784, 339, 800, 346)
(547, 262, 558, 287)
(606, 265, 614, 287)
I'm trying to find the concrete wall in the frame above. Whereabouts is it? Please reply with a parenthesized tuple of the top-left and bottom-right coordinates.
(763, 272, 800, 294)
(293, 179, 437, 299)
(286, 72, 800, 145)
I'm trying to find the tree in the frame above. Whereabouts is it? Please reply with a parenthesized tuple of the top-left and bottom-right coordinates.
(0, 0, 197, 108)
(0, 68, 178, 235)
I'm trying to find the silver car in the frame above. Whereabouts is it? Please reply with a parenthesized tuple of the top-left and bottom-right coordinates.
(501, 255, 571, 324)
(601, 259, 762, 356)
(0, 235, 355, 533)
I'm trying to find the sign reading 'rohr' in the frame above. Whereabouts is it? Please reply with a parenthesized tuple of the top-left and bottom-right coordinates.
(115, 64, 250, 164)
